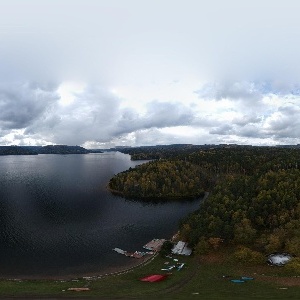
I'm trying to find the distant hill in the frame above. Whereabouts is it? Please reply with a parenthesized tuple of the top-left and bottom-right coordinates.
(39, 145, 89, 154)
(0, 145, 103, 155)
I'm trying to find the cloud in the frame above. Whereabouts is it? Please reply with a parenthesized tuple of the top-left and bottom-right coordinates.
(264, 104, 300, 140)
(2, 78, 300, 148)
(21, 85, 197, 146)
(204, 96, 300, 145)
(239, 124, 265, 138)
(232, 115, 262, 126)
(115, 101, 194, 136)
(195, 81, 263, 102)
(105, 127, 220, 148)
(209, 124, 233, 135)
(24, 85, 121, 145)
(0, 82, 59, 131)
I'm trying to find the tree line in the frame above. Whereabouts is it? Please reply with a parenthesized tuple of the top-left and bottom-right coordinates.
(113, 145, 300, 259)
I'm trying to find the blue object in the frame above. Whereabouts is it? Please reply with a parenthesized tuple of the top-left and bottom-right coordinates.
(241, 277, 254, 280)
(231, 279, 245, 283)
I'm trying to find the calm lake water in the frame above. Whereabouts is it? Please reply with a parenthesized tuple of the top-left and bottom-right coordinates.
(0, 152, 201, 278)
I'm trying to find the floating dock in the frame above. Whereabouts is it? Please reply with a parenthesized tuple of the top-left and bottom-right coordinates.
(143, 239, 166, 251)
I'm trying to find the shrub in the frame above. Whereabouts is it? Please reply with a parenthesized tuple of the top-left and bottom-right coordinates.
(285, 258, 300, 275)
(195, 237, 210, 255)
(232, 246, 265, 265)
(160, 241, 173, 257)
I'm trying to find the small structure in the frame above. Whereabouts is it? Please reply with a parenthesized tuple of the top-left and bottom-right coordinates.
(268, 253, 292, 266)
(143, 239, 166, 251)
(171, 241, 192, 256)
(140, 274, 168, 282)
(67, 288, 90, 292)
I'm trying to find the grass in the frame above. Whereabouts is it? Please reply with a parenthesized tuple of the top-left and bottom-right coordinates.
(1, 250, 300, 299)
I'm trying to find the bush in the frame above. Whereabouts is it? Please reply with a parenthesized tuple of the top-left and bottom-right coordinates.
(195, 237, 210, 255)
(160, 241, 173, 257)
(285, 258, 300, 275)
(232, 246, 265, 265)
(208, 237, 223, 250)
(285, 237, 300, 256)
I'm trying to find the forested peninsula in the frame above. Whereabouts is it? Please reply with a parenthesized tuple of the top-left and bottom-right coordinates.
(110, 144, 300, 264)
(108, 160, 212, 199)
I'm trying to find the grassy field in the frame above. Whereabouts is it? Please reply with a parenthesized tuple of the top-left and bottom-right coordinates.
(0, 251, 300, 299)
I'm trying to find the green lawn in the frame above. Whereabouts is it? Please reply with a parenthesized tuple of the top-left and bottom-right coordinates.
(0, 253, 299, 299)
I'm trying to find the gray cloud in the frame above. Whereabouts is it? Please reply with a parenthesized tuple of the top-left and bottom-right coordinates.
(2, 78, 300, 147)
(22, 87, 197, 146)
(0, 82, 59, 131)
(238, 124, 265, 138)
(25, 85, 121, 145)
(232, 115, 262, 126)
(116, 101, 194, 136)
(209, 124, 233, 135)
(210, 123, 267, 139)
(0, 81, 200, 146)
(196, 81, 262, 102)
(207, 101, 300, 143)
(264, 105, 300, 139)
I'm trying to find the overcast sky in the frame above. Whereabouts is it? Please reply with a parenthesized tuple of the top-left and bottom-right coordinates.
(1, 0, 300, 148)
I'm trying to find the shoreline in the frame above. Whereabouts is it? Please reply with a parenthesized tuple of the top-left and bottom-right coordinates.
(107, 185, 205, 201)
(0, 252, 158, 281)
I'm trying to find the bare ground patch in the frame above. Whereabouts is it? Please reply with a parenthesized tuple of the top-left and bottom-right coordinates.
(197, 252, 226, 264)
(232, 264, 300, 287)
(254, 274, 300, 287)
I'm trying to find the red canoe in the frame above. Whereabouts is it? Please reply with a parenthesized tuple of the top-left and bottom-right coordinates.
(140, 274, 168, 282)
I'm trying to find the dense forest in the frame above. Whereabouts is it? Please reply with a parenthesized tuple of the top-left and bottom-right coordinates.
(112, 144, 300, 258)
(109, 160, 212, 199)
(118, 144, 204, 160)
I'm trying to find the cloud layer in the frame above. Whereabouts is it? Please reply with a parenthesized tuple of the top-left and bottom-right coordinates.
(1, 1, 300, 147)
(0, 79, 299, 147)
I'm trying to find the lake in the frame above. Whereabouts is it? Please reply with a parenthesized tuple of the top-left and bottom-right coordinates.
(0, 152, 201, 278)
